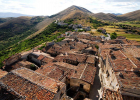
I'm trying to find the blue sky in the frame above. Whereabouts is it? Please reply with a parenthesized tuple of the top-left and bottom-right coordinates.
(0, 0, 139, 16)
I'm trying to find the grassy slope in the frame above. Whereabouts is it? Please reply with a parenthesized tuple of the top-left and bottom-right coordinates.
(0, 16, 45, 51)
(120, 10, 140, 21)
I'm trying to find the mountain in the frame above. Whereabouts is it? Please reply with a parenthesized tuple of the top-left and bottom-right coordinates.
(120, 10, 140, 21)
(36, 5, 92, 30)
(0, 5, 92, 51)
(0, 16, 45, 50)
(55, 5, 92, 19)
(92, 13, 119, 22)
(0, 12, 34, 18)
(31, 5, 92, 39)
(1, 5, 140, 51)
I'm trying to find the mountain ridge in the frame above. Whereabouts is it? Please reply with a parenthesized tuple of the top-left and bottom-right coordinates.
(120, 10, 140, 21)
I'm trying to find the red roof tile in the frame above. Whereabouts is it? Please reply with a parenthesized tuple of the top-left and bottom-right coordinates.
(0, 70, 7, 79)
(0, 68, 65, 100)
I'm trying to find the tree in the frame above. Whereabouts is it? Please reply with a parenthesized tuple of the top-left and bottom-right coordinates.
(111, 32, 117, 39)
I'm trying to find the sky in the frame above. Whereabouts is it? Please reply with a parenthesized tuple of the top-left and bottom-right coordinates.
(0, 0, 140, 16)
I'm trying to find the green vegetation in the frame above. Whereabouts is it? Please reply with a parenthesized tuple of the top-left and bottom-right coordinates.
(111, 32, 117, 39)
(0, 17, 45, 51)
(117, 21, 140, 28)
(95, 45, 99, 49)
(78, 29, 84, 32)
(64, 19, 74, 25)
(30, 64, 36, 70)
(0, 22, 73, 68)
(89, 18, 109, 29)
(38, 45, 46, 50)
(102, 25, 140, 41)
(117, 34, 140, 41)
(56, 37, 65, 42)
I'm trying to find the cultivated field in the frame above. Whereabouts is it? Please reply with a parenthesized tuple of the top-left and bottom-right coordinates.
(117, 21, 140, 28)
(100, 26, 140, 41)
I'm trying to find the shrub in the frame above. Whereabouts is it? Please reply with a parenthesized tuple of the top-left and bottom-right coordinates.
(111, 32, 117, 39)
(95, 45, 99, 49)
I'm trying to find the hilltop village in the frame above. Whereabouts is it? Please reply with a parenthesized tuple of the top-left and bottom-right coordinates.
(0, 29, 140, 100)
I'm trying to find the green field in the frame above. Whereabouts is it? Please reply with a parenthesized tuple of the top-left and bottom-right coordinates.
(117, 33, 140, 41)
(117, 21, 140, 28)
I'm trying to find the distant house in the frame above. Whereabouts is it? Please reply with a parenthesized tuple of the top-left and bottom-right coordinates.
(98, 28, 106, 34)
(61, 34, 66, 37)
(83, 26, 91, 31)
(72, 24, 83, 29)
(65, 31, 72, 36)
(58, 21, 68, 26)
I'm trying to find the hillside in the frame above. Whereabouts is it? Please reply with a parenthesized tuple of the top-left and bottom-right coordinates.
(0, 17, 14, 24)
(36, 5, 92, 29)
(0, 5, 93, 51)
(120, 10, 140, 21)
(0, 16, 45, 50)
(28, 5, 92, 39)
(92, 13, 128, 22)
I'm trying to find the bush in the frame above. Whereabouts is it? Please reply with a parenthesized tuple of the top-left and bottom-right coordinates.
(78, 29, 84, 32)
(95, 45, 99, 49)
(38, 45, 45, 50)
(111, 32, 117, 39)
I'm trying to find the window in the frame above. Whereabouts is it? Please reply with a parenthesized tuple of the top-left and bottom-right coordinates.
(80, 84, 83, 89)
(60, 92, 64, 99)
(106, 70, 110, 77)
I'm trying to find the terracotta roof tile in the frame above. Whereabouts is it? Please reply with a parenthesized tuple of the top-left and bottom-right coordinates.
(81, 64, 96, 84)
(0, 68, 66, 99)
(37, 55, 45, 60)
(0, 70, 7, 79)
(86, 56, 95, 64)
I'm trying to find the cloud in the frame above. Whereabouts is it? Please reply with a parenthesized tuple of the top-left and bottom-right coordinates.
(107, 0, 140, 2)
(0, 0, 139, 15)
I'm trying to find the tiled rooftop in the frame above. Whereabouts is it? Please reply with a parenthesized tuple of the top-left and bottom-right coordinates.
(80, 64, 96, 84)
(65, 53, 87, 63)
(11, 68, 64, 93)
(0, 70, 7, 79)
(54, 62, 78, 70)
(0, 71, 57, 100)
(86, 56, 95, 64)
(37, 55, 45, 60)
(72, 63, 96, 84)
(36, 63, 73, 81)
(42, 57, 53, 64)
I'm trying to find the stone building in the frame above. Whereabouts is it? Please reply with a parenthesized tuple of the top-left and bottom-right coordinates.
(99, 39, 140, 100)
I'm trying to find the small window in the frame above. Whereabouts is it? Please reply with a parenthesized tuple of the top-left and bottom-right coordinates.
(60, 92, 64, 99)
(80, 84, 83, 89)
(106, 71, 110, 77)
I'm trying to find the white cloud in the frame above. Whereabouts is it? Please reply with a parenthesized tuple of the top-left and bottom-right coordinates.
(0, 0, 139, 15)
